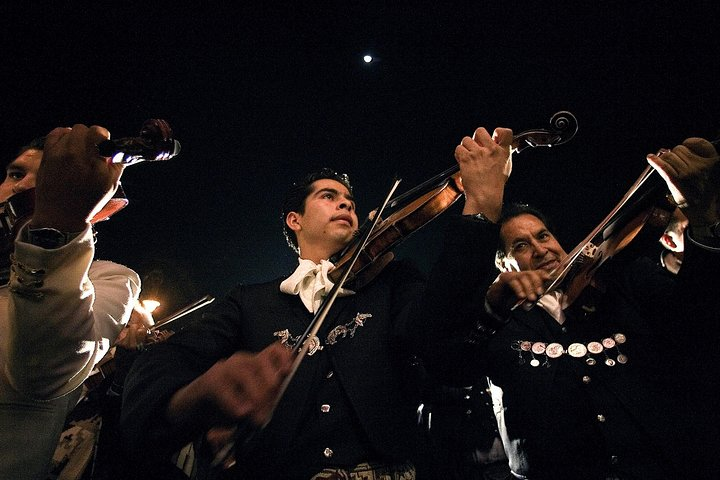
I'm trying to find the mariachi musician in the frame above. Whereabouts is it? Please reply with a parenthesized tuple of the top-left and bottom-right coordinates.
(120, 125, 517, 479)
(0, 121, 178, 480)
(469, 136, 720, 479)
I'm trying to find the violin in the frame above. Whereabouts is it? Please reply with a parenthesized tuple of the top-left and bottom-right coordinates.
(97, 118, 180, 165)
(542, 157, 678, 307)
(0, 119, 180, 258)
(212, 112, 580, 468)
(330, 111, 579, 288)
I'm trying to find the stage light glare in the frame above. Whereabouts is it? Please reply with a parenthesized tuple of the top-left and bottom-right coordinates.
(141, 299, 161, 313)
(363, 55, 373, 63)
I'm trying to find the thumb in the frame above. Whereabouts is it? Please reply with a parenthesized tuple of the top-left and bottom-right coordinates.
(683, 137, 719, 158)
(492, 128, 514, 147)
(647, 154, 687, 208)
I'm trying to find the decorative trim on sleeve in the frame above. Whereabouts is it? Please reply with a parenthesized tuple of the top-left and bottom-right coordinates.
(8, 253, 46, 299)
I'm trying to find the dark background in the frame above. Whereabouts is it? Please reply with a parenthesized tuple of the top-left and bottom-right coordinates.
(1, 1, 718, 317)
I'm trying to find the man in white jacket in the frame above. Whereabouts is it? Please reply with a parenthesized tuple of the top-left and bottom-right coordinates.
(0, 125, 141, 480)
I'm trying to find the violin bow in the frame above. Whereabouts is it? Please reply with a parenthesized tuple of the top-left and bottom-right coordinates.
(212, 177, 402, 467)
(149, 294, 215, 332)
(528, 138, 720, 309)
(542, 166, 661, 298)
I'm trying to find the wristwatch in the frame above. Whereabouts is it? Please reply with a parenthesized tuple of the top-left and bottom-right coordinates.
(690, 221, 720, 240)
(27, 228, 81, 249)
(463, 212, 492, 223)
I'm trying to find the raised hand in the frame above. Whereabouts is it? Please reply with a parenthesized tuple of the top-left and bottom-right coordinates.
(32, 124, 124, 232)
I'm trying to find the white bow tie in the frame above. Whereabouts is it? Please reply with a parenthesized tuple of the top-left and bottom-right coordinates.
(279, 258, 355, 313)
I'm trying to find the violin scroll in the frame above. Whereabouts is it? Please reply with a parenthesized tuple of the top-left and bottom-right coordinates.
(512, 111, 578, 154)
(97, 119, 181, 165)
(0, 120, 181, 258)
(332, 111, 581, 289)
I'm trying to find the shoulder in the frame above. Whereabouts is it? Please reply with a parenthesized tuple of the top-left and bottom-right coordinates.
(355, 257, 426, 289)
(602, 254, 671, 295)
(222, 278, 285, 304)
(229, 277, 283, 293)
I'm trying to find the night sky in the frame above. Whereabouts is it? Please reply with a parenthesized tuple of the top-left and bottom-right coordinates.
(1, 1, 718, 318)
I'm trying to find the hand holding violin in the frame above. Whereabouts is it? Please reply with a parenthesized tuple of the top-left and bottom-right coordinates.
(454, 127, 514, 221)
(487, 269, 555, 317)
(31, 124, 124, 232)
(114, 302, 156, 351)
(647, 137, 720, 230)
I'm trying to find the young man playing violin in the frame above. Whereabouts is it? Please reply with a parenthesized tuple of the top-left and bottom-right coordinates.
(0, 127, 146, 480)
(120, 127, 515, 479)
(458, 136, 720, 479)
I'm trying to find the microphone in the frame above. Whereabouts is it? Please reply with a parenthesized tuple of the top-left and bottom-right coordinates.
(97, 119, 181, 165)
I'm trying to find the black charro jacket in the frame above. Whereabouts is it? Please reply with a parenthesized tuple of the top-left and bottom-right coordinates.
(480, 233, 720, 480)
(121, 216, 500, 479)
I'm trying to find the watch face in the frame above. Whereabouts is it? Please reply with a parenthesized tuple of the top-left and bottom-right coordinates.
(28, 228, 68, 249)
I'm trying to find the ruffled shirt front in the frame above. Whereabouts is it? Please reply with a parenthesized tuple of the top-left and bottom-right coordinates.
(279, 258, 354, 313)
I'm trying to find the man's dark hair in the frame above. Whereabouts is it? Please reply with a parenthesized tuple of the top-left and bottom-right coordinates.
(2, 136, 45, 172)
(281, 168, 353, 254)
(494, 202, 557, 271)
(18, 136, 45, 155)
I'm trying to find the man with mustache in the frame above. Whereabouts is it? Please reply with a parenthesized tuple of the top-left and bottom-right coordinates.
(464, 137, 720, 479)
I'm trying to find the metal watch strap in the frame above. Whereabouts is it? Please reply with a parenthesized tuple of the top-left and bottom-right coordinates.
(463, 213, 492, 223)
(27, 227, 82, 249)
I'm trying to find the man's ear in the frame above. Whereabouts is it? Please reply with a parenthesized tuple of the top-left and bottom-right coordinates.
(286, 211, 301, 232)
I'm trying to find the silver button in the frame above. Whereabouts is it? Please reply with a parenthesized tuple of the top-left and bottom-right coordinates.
(321, 404, 331, 413)
(582, 375, 591, 384)
(323, 447, 333, 458)
(597, 414, 606, 422)
(326, 371, 334, 378)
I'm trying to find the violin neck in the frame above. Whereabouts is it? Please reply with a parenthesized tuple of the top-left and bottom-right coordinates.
(149, 295, 215, 332)
(389, 165, 459, 209)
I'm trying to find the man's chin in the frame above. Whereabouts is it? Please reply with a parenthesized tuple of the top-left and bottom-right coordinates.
(331, 231, 357, 252)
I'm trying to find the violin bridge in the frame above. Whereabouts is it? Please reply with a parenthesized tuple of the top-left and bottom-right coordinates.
(581, 242, 598, 259)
